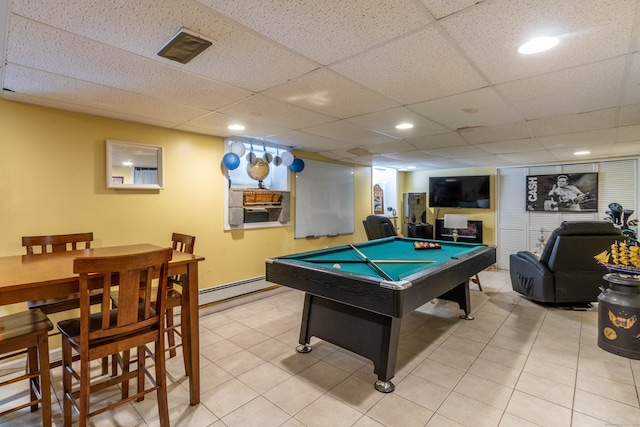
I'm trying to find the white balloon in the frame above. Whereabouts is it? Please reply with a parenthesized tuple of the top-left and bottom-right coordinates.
(246, 151, 257, 165)
(230, 141, 246, 156)
(281, 151, 294, 166)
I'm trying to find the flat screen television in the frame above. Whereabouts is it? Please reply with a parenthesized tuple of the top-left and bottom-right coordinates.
(429, 175, 491, 209)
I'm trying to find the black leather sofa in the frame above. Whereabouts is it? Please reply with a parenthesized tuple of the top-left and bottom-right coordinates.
(510, 221, 623, 304)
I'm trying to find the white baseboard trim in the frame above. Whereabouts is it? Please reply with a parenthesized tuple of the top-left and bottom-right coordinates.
(198, 276, 272, 306)
(197, 276, 289, 316)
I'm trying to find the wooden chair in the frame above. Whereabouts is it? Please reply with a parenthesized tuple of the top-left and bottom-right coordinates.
(22, 232, 107, 371)
(110, 233, 196, 376)
(57, 248, 173, 427)
(22, 233, 103, 314)
(164, 233, 196, 372)
(0, 309, 53, 427)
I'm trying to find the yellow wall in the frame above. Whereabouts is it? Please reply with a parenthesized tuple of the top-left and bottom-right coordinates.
(402, 167, 497, 245)
(0, 100, 372, 290)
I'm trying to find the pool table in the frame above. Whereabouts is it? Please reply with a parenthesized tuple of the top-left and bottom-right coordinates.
(265, 237, 496, 392)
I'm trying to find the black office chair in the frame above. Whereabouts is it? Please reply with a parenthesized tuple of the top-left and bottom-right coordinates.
(363, 215, 398, 240)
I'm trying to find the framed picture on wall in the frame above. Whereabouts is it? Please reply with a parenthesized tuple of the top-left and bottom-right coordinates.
(373, 184, 384, 214)
(525, 172, 598, 212)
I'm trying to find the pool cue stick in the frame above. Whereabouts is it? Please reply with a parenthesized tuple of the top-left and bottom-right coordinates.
(305, 259, 434, 264)
(373, 259, 435, 264)
(349, 244, 394, 281)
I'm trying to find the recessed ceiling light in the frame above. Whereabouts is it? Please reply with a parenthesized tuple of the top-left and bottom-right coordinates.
(574, 150, 590, 156)
(518, 36, 559, 54)
(407, 165, 416, 169)
(122, 161, 133, 166)
(395, 123, 414, 130)
(228, 124, 245, 131)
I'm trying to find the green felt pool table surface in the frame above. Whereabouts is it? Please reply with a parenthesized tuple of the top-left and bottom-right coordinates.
(282, 237, 483, 283)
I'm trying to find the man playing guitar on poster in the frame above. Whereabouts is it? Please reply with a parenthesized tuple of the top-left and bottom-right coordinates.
(544, 175, 589, 211)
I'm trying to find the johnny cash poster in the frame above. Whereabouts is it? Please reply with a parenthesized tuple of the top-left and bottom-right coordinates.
(526, 173, 598, 212)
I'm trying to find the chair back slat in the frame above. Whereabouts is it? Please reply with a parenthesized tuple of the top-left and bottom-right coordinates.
(171, 233, 195, 254)
(22, 232, 93, 255)
(73, 248, 172, 344)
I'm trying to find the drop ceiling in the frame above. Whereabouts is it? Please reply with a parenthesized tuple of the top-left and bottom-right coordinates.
(2, 0, 640, 170)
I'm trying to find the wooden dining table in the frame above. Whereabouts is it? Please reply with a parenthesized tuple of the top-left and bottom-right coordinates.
(0, 243, 205, 405)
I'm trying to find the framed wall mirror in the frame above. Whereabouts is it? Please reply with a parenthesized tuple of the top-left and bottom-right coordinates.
(106, 139, 164, 189)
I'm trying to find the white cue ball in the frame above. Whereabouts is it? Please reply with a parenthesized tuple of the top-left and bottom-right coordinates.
(333, 263, 341, 269)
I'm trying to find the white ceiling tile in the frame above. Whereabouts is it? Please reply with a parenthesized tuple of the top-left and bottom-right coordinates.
(262, 69, 399, 119)
(408, 87, 525, 130)
(300, 120, 397, 145)
(267, 131, 349, 151)
(457, 155, 515, 167)
(476, 138, 545, 154)
(618, 104, 640, 126)
(181, 113, 291, 138)
(6, 16, 252, 111)
(498, 150, 558, 164)
(419, 0, 483, 19)
(537, 129, 615, 149)
(388, 155, 469, 169)
(181, 27, 319, 93)
(420, 158, 471, 169)
(622, 52, 640, 106)
(4, 64, 208, 124)
(367, 140, 417, 155)
(315, 151, 350, 161)
(496, 57, 626, 120)
(2, 91, 180, 130)
(528, 109, 616, 137)
(548, 144, 614, 159)
(614, 125, 640, 142)
(197, 0, 433, 64)
(459, 122, 532, 144)
(11, 0, 318, 93)
(425, 144, 488, 159)
(346, 107, 450, 138)
(216, 95, 335, 129)
(440, 0, 636, 83)
(406, 132, 468, 150)
(330, 26, 487, 105)
(611, 141, 640, 156)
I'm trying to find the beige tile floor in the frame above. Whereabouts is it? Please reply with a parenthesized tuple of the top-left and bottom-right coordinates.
(1, 269, 639, 426)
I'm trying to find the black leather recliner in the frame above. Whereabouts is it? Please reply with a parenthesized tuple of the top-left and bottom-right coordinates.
(363, 215, 397, 240)
(510, 221, 623, 304)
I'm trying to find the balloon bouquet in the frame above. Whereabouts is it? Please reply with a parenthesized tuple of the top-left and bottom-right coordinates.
(604, 202, 638, 241)
(222, 140, 304, 173)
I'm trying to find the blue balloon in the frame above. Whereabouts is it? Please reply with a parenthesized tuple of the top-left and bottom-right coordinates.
(222, 152, 240, 170)
(290, 158, 305, 172)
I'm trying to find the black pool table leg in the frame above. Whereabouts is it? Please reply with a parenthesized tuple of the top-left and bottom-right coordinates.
(374, 316, 401, 393)
(294, 293, 402, 393)
(439, 280, 474, 320)
(296, 293, 314, 353)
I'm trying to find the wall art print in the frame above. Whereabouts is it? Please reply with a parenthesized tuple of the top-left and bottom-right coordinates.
(526, 172, 598, 212)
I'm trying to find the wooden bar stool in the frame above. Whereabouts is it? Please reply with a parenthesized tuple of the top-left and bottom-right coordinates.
(470, 273, 483, 291)
(57, 248, 173, 427)
(22, 233, 107, 373)
(112, 233, 196, 376)
(22, 233, 101, 316)
(164, 233, 196, 373)
(0, 309, 53, 427)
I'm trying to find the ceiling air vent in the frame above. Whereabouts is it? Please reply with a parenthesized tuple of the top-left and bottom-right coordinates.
(156, 27, 213, 64)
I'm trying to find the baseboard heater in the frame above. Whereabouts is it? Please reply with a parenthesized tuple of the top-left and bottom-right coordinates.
(198, 276, 275, 307)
